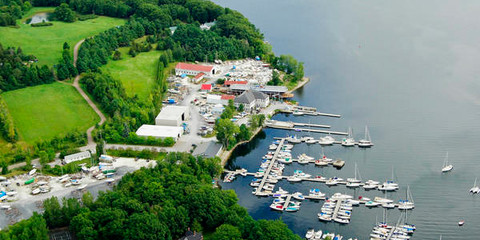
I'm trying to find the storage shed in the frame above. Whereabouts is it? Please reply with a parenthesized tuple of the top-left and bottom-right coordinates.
(155, 106, 190, 126)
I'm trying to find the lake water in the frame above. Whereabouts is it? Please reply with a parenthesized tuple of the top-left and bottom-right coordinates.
(27, 12, 50, 24)
(214, 0, 480, 239)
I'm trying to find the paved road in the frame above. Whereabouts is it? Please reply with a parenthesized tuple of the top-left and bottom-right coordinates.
(72, 39, 106, 151)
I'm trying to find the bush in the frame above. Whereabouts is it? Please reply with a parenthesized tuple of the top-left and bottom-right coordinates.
(77, 14, 97, 21)
(31, 22, 53, 27)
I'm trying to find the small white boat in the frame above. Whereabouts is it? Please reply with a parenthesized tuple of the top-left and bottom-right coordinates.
(441, 152, 453, 173)
(292, 192, 305, 200)
(0, 204, 11, 210)
(318, 135, 335, 145)
(77, 184, 87, 190)
(269, 144, 278, 150)
(358, 126, 374, 147)
(269, 204, 284, 211)
(292, 110, 304, 116)
(365, 201, 381, 207)
(305, 139, 317, 144)
(286, 135, 302, 143)
(105, 178, 115, 183)
(458, 220, 465, 226)
(31, 188, 40, 195)
(0, 195, 7, 201)
(374, 197, 394, 204)
(29, 169, 37, 176)
(0, 176, 6, 181)
(347, 163, 362, 188)
(346, 199, 360, 206)
(325, 179, 338, 186)
(382, 203, 396, 209)
(287, 176, 302, 182)
(305, 229, 315, 239)
(315, 160, 328, 166)
(318, 213, 332, 221)
(314, 230, 322, 239)
(64, 182, 72, 187)
(334, 217, 350, 224)
(398, 185, 415, 210)
(37, 181, 48, 186)
(6, 191, 17, 196)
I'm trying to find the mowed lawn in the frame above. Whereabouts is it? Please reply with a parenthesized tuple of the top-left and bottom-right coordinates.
(0, 8, 125, 66)
(2, 82, 99, 144)
(101, 49, 163, 99)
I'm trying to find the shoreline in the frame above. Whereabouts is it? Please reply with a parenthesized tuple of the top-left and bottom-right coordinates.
(219, 76, 310, 167)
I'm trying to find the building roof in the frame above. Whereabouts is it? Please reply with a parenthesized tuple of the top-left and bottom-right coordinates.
(250, 89, 268, 100)
(221, 94, 235, 100)
(200, 84, 212, 90)
(230, 84, 251, 91)
(156, 106, 188, 121)
(194, 72, 205, 79)
(254, 85, 288, 93)
(234, 90, 256, 104)
(136, 125, 183, 138)
(176, 62, 213, 72)
(224, 80, 247, 86)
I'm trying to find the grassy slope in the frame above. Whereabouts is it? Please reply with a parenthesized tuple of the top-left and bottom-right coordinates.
(0, 7, 126, 66)
(2, 82, 99, 144)
(101, 47, 176, 100)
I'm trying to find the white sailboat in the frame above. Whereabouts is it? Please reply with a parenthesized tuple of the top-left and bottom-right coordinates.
(358, 126, 373, 148)
(347, 163, 362, 188)
(441, 152, 453, 172)
(469, 177, 480, 194)
(342, 127, 355, 147)
(398, 185, 415, 210)
(378, 166, 399, 191)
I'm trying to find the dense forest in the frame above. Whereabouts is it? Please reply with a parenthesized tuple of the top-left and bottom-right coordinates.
(0, 44, 54, 92)
(0, 0, 31, 26)
(0, 153, 302, 240)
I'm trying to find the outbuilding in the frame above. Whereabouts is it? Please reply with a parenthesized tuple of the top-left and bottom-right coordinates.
(64, 151, 91, 165)
(135, 125, 183, 141)
(155, 105, 190, 126)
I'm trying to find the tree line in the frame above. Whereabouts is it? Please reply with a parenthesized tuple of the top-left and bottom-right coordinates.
(0, 44, 54, 92)
(0, 152, 301, 240)
(0, 0, 31, 26)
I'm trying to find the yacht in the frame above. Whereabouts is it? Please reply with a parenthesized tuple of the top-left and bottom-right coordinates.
(398, 185, 415, 210)
(287, 176, 302, 182)
(318, 135, 335, 145)
(342, 127, 355, 147)
(441, 152, 453, 173)
(292, 192, 305, 200)
(334, 217, 350, 224)
(326, 178, 339, 186)
(365, 201, 381, 207)
(269, 144, 277, 150)
(358, 126, 374, 147)
(286, 135, 302, 143)
(314, 230, 322, 240)
(315, 160, 328, 166)
(269, 203, 284, 211)
(305, 138, 317, 144)
(305, 229, 315, 239)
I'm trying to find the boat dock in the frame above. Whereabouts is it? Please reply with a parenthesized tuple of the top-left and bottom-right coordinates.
(266, 120, 348, 135)
(282, 195, 293, 210)
(331, 199, 345, 220)
(291, 122, 330, 128)
(255, 138, 286, 196)
(288, 105, 342, 118)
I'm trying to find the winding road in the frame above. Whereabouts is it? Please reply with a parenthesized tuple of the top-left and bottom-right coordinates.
(72, 39, 106, 151)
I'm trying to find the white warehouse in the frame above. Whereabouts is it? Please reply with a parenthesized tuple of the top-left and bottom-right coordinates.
(136, 125, 183, 141)
(155, 105, 190, 126)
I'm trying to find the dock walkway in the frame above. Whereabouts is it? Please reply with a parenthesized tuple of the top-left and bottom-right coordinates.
(331, 199, 344, 220)
(282, 195, 293, 210)
(255, 138, 285, 195)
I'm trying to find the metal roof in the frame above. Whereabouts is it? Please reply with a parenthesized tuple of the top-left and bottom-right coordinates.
(156, 106, 188, 121)
(135, 125, 183, 138)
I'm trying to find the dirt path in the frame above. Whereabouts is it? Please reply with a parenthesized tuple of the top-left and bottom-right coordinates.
(72, 39, 106, 150)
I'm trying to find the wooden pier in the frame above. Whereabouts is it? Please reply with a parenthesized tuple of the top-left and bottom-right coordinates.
(282, 195, 293, 210)
(291, 122, 330, 128)
(331, 199, 345, 220)
(255, 138, 286, 196)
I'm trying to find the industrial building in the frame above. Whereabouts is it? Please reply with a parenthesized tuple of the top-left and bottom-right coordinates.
(64, 151, 91, 164)
(135, 125, 183, 141)
(155, 105, 190, 126)
(175, 62, 215, 76)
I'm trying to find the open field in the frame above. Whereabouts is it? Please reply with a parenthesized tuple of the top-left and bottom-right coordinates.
(101, 48, 175, 99)
(1, 82, 99, 144)
(0, 8, 125, 66)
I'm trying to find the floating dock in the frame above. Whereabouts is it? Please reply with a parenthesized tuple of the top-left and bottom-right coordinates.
(331, 199, 345, 220)
(255, 138, 286, 196)
(282, 195, 293, 210)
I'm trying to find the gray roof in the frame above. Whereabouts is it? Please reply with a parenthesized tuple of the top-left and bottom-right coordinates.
(230, 84, 251, 91)
(192, 141, 223, 158)
(234, 90, 256, 104)
(251, 89, 268, 100)
(254, 85, 288, 93)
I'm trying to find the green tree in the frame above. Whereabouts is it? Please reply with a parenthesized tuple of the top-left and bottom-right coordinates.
(113, 50, 122, 60)
(238, 103, 244, 112)
(52, 3, 76, 22)
(38, 150, 49, 166)
(211, 224, 242, 240)
(215, 118, 239, 148)
(0, 160, 8, 175)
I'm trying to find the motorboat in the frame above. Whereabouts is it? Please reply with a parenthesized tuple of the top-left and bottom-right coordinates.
(441, 152, 453, 173)
(276, 187, 288, 194)
(269, 144, 278, 150)
(270, 204, 284, 211)
(305, 138, 317, 144)
(346, 199, 360, 206)
(315, 160, 328, 166)
(366, 180, 380, 185)
(294, 170, 311, 179)
(263, 184, 275, 191)
(286, 135, 302, 143)
(318, 135, 335, 145)
(64, 182, 72, 187)
(292, 110, 304, 116)
(283, 144, 294, 150)
(358, 126, 374, 147)
(305, 229, 315, 239)
(292, 192, 305, 200)
(272, 198, 286, 204)
(318, 213, 332, 221)
(382, 203, 396, 209)
(287, 176, 302, 182)
(374, 197, 394, 204)
(29, 169, 37, 176)
(342, 127, 355, 147)
(365, 201, 381, 207)
(285, 206, 300, 212)
(77, 184, 87, 190)
(458, 220, 465, 226)
(334, 218, 349, 224)
(298, 153, 314, 161)
(326, 178, 338, 186)
(314, 230, 322, 240)
(31, 188, 40, 195)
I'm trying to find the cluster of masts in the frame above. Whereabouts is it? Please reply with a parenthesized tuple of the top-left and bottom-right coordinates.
(284, 126, 374, 148)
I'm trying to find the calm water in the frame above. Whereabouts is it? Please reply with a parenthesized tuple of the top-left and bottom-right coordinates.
(214, 0, 480, 239)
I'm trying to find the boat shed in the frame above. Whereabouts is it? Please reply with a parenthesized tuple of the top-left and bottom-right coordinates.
(175, 62, 215, 76)
(255, 85, 288, 97)
(136, 125, 183, 141)
(155, 105, 190, 126)
(64, 151, 91, 165)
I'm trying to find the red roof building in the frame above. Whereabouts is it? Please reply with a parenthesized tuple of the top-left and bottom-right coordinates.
(193, 72, 205, 83)
(221, 94, 235, 100)
(200, 84, 212, 91)
(175, 63, 215, 76)
(224, 80, 248, 86)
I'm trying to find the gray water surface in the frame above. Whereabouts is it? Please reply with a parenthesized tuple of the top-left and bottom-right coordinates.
(214, 0, 480, 239)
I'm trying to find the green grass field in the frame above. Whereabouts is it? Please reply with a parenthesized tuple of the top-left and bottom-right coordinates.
(2, 82, 99, 144)
(101, 48, 166, 99)
(0, 7, 125, 66)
